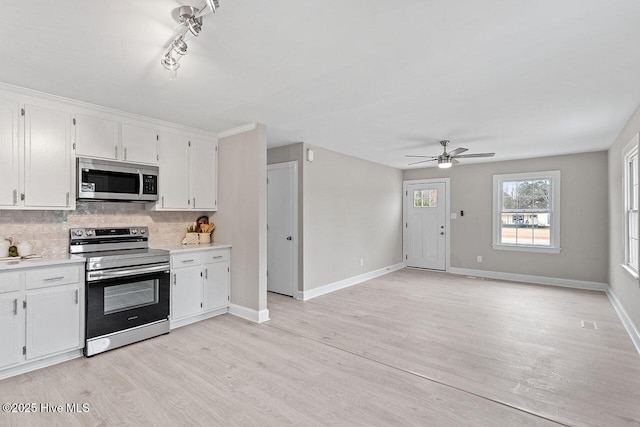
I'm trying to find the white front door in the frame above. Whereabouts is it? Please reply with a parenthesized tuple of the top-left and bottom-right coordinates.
(405, 182, 447, 270)
(267, 162, 297, 296)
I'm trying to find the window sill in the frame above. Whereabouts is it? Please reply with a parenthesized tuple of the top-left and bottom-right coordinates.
(491, 244, 561, 254)
(621, 264, 639, 281)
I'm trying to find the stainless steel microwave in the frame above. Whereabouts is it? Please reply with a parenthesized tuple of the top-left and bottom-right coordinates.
(77, 157, 159, 202)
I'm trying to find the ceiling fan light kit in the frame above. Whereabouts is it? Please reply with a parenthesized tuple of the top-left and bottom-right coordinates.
(406, 140, 495, 168)
(161, 0, 220, 79)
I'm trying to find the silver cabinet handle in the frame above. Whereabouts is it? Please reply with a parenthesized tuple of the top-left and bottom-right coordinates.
(173, 273, 177, 285)
(66, 192, 70, 207)
(204, 269, 208, 279)
(12, 189, 17, 205)
(13, 299, 17, 315)
(212, 255, 223, 260)
(193, 197, 196, 208)
(181, 259, 195, 264)
(124, 147, 127, 160)
(44, 276, 65, 282)
(74, 289, 79, 304)
(115, 145, 118, 159)
(161, 196, 164, 208)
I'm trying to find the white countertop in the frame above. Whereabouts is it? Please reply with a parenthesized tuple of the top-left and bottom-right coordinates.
(152, 242, 232, 254)
(0, 254, 86, 271)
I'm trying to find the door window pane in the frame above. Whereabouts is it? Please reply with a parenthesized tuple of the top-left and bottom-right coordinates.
(414, 189, 438, 207)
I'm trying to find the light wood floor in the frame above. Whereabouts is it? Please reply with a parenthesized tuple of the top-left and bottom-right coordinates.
(1, 269, 639, 426)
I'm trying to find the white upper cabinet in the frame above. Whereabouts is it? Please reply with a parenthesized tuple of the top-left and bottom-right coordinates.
(23, 104, 74, 209)
(158, 132, 190, 209)
(74, 117, 158, 166)
(190, 137, 217, 211)
(0, 98, 19, 207)
(74, 114, 119, 160)
(121, 124, 158, 165)
(156, 133, 217, 211)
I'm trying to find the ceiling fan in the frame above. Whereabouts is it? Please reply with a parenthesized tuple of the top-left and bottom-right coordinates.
(406, 140, 495, 168)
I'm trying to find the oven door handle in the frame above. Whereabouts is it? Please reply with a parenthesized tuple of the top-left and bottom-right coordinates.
(88, 264, 170, 281)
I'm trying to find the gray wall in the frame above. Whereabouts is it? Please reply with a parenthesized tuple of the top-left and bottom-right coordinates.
(215, 124, 268, 313)
(404, 151, 609, 283)
(608, 104, 640, 332)
(268, 143, 404, 292)
(307, 145, 403, 291)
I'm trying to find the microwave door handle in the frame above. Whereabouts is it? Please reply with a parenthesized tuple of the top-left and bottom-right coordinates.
(139, 170, 144, 199)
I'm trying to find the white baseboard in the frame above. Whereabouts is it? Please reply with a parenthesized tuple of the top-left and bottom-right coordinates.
(228, 303, 270, 323)
(302, 262, 405, 301)
(606, 288, 640, 355)
(0, 349, 83, 381)
(448, 267, 608, 292)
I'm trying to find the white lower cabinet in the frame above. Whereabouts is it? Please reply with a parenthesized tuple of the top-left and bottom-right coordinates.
(170, 248, 230, 327)
(26, 285, 81, 360)
(0, 263, 85, 376)
(0, 292, 23, 368)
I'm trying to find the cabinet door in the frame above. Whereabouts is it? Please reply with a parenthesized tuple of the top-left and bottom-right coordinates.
(121, 123, 158, 165)
(0, 98, 19, 207)
(74, 114, 119, 160)
(26, 286, 80, 360)
(23, 104, 73, 209)
(0, 293, 24, 369)
(171, 267, 202, 320)
(190, 137, 217, 210)
(203, 260, 229, 311)
(158, 132, 190, 209)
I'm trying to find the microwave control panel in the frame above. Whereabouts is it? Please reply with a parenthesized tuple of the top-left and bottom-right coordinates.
(142, 175, 158, 195)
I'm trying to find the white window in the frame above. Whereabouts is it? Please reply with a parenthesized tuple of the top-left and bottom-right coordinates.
(492, 170, 561, 253)
(623, 136, 639, 276)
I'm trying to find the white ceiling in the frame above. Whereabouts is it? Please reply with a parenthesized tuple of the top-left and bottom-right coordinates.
(1, 0, 639, 169)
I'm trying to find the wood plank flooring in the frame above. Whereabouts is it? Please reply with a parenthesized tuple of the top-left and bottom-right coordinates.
(0, 268, 638, 426)
(268, 269, 640, 426)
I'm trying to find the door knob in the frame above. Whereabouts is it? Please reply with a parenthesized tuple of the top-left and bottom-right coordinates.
(286, 236, 292, 241)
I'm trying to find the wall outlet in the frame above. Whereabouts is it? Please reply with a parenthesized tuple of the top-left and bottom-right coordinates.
(360, 258, 364, 267)
(476, 256, 483, 263)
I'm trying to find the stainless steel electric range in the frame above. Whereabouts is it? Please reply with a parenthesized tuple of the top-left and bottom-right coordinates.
(69, 226, 170, 356)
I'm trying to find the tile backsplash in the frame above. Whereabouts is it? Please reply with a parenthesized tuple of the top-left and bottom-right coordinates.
(0, 202, 212, 257)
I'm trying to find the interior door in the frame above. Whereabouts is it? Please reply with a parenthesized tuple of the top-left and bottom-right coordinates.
(267, 162, 297, 296)
(405, 182, 447, 270)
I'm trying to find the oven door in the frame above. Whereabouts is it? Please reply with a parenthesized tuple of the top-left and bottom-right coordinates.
(86, 267, 170, 339)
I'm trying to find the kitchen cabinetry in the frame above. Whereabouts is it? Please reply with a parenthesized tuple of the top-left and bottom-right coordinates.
(0, 100, 74, 210)
(74, 114, 120, 160)
(157, 132, 217, 211)
(170, 247, 230, 328)
(23, 104, 74, 209)
(0, 262, 84, 377)
(0, 98, 19, 208)
(74, 117, 158, 165)
(121, 123, 158, 165)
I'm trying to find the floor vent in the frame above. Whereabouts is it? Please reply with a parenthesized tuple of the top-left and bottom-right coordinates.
(581, 320, 598, 330)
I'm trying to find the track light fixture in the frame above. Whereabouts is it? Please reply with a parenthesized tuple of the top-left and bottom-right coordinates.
(161, 0, 220, 79)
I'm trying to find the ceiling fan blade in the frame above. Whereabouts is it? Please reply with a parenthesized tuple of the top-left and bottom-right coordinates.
(448, 147, 468, 156)
(453, 152, 495, 159)
(405, 155, 438, 158)
(408, 159, 437, 166)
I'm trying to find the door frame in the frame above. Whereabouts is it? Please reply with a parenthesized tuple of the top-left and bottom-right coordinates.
(403, 178, 451, 272)
(267, 161, 299, 299)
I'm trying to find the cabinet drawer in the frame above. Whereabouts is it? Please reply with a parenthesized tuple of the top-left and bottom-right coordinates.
(172, 253, 202, 269)
(203, 250, 229, 264)
(0, 272, 21, 294)
(26, 266, 80, 290)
